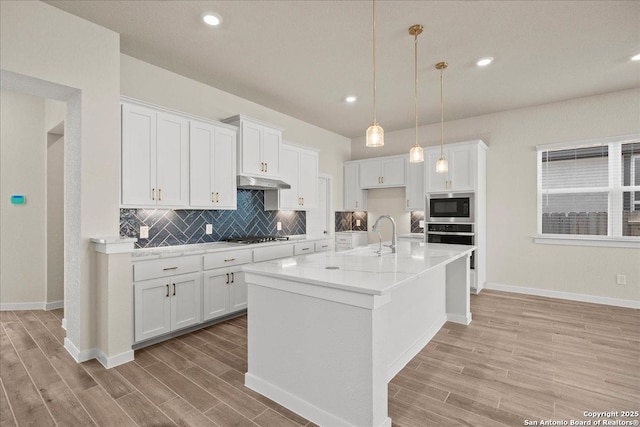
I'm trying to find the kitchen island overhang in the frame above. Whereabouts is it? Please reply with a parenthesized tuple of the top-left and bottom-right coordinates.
(243, 241, 474, 427)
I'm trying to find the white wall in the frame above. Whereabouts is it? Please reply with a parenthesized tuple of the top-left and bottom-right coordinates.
(120, 54, 351, 220)
(0, 90, 46, 305)
(1, 0, 121, 353)
(352, 88, 640, 302)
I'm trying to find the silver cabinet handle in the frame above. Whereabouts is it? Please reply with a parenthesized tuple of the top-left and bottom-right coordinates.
(231, 272, 235, 283)
(152, 188, 156, 201)
(224, 258, 236, 262)
(265, 162, 268, 173)
(407, 199, 409, 207)
(355, 200, 358, 208)
(211, 192, 214, 203)
(261, 162, 265, 172)
(216, 192, 220, 203)
(226, 273, 229, 284)
(158, 188, 162, 201)
(163, 267, 178, 271)
(302, 247, 310, 251)
(172, 283, 176, 296)
(166, 284, 169, 297)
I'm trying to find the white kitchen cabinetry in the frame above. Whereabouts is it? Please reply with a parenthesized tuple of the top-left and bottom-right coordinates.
(264, 143, 318, 210)
(202, 249, 252, 320)
(122, 103, 190, 208)
(294, 241, 315, 255)
(189, 120, 237, 209)
(359, 156, 405, 189)
(405, 160, 424, 211)
(425, 143, 477, 192)
(343, 162, 367, 211)
(335, 232, 369, 252)
(134, 270, 202, 343)
(222, 115, 283, 178)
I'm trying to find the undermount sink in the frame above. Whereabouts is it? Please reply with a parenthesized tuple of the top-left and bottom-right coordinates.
(344, 247, 393, 257)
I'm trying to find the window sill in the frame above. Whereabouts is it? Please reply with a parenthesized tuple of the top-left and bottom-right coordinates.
(534, 235, 640, 248)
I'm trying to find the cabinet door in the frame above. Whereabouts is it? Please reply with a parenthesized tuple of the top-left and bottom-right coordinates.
(213, 127, 237, 209)
(134, 278, 171, 342)
(203, 269, 230, 321)
(448, 145, 474, 191)
(382, 157, 405, 186)
(189, 121, 214, 208)
(406, 160, 424, 210)
(229, 269, 247, 312)
(344, 163, 366, 210)
(122, 104, 156, 206)
(262, 127, 281, 177)
(241, 121, 263, 176)
(425, 149, 448, 193)
(298, 149, 318, 209)
(278, 145, 301, 209)
(359, 160, 381, 188)
(156, 113, 189, 207)
(170, 272, 202, 331)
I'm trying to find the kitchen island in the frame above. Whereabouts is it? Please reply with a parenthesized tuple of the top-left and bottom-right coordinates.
(243, 241, 474, 427)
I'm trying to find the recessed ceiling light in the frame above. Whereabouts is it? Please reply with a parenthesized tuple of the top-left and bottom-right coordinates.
(203, 14, 221, 26)
(476, 57, 494, 67)
(631, 53, 640, 62)
(345, 96, 357, 103)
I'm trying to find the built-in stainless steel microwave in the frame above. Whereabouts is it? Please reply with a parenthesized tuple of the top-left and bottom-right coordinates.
(426, 193, 474, 223)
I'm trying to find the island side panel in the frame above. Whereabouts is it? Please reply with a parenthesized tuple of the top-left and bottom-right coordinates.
(245, 282, 390, 427)
(446, 254, 472, 324)
(377, 264, 447, 382)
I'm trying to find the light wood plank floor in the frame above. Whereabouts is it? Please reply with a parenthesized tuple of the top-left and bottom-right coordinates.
(1, 290, 638, 426)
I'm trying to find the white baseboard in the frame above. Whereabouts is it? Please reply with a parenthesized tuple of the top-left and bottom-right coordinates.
(483, 283, 640, 309)
(447, 312, 472, 325)
(245, 373, 391, 427)
(61, 318, 67, 330)
(1, 301, 64, 311)
(64, 338, 99, 363)
(96, 349, 134, 369)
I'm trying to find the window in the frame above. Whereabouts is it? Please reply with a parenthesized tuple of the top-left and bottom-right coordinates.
(536, 135, 640, 247)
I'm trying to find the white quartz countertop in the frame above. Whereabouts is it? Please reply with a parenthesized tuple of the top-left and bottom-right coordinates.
(131, 235, 327, 261)
(242, 241, 474, 296)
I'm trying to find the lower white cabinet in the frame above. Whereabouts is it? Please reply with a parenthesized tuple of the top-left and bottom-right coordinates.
(203, 267, 247, 321)
(134, 272, 202, 343)
(335, 232, 369, 252)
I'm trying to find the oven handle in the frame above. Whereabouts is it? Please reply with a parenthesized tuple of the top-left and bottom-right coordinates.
(426, 231, 475, 236)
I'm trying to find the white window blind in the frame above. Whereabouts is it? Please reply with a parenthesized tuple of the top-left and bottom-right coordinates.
(536, 135, 640, 243)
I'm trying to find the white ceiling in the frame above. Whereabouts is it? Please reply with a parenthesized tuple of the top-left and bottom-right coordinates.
(45, 0, 640, 139)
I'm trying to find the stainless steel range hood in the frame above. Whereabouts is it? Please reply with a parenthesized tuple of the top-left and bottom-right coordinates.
(237, 175, 291, 190)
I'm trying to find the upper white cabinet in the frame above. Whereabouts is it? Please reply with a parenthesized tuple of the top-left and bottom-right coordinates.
(264, 143, 319, 211)
(189, 120, 237, 209)
(405, 160, 424, 211)
(359, 156, 405, 188)
(343, 162, 367, 211)
(222, 115, 283, 178)
(425, 143, 477, 192)
(122, 103, 189, 208)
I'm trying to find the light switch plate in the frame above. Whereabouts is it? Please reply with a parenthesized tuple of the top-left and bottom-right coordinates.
(617, 274, 626, 285)
(277, 221, 282, 231)
(356, 219, 361, 226)
(419, 220, 425, 228)
(139, 226, 149, 239)
(205, 224, 213, 234)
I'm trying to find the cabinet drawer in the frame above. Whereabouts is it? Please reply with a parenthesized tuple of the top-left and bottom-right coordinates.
(315, 240, 334, 252)
(253, 244, 294, 262)
(204, 249, 252, 270)
(335, 243, 352, 252)
(294, 242, 314, 255)
(336, 235, 352, 244)
(134, 255, 201, 282)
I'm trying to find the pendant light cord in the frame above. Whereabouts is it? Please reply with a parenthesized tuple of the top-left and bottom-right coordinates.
(440, 66, 444, 158)
(372, 0, 377, 125)
(414, 32, 418, 146)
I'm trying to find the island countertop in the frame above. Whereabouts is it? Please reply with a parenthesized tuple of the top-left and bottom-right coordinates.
(242, 241, 474, 296)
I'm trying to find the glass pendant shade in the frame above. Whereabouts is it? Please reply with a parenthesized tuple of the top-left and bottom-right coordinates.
(435, 157, 449, 173)
(366, 123, 384, 147)
(409, 144, 424, 163)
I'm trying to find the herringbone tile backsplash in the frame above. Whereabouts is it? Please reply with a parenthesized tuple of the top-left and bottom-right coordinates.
(411, 211, 425, 233)
(120, 190, 306, 249)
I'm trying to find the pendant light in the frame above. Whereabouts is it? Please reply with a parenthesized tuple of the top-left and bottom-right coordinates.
(366, 0, 384, 147)
(435, 61, 449, 173)
(408, 24, 424, 163)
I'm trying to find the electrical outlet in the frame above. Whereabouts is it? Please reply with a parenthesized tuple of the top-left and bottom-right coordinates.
(139, 226, 149, 239)
(277, 221, 282, 231)
(356, 219, 361, 227)
(419, 220, 425, 228)
(616, 274, 626, 285)
(205, 224, 213, 235)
